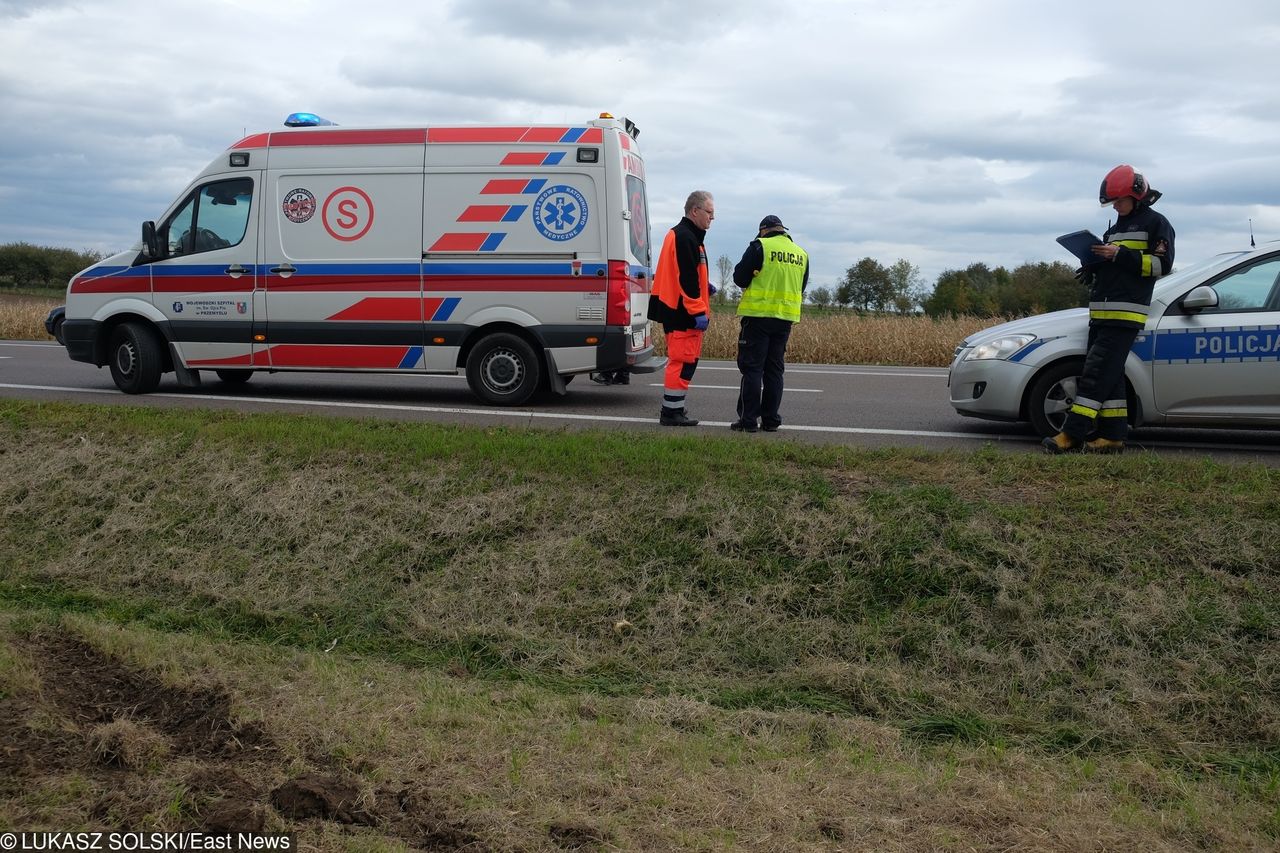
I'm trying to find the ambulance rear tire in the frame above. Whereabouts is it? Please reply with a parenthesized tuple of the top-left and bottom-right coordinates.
(108, 321, 163, 395)
(466, 333, 541, 406)
(215, 369, 254, 385)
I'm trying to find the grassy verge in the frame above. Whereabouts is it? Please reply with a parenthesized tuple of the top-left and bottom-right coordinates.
(2, 400, 1278, 849)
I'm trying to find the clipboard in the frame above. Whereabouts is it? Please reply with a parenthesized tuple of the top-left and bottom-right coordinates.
(1056, 230, 1105, 266)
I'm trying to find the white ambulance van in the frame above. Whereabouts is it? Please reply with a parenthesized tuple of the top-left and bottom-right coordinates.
(61, 112, 657, 405)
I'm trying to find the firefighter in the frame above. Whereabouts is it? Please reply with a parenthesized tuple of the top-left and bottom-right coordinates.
(730, 214, 809, 432)
(1043, 165, 1175, 454)
(648, 191, 714, 426)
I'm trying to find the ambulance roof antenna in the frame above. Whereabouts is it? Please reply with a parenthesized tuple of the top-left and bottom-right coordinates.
(1250, 218, 1256, 248)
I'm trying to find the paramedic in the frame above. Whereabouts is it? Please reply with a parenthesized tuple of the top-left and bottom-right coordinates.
(648, 190, 715, 426)
(1043, 165, 1175, 454)
(730, 215, 808, 432)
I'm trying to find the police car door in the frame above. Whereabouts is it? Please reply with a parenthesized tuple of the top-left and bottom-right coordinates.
(1151, 252, 1280, 420)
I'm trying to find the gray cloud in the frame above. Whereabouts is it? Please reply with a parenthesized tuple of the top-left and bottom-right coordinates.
(1, 0, 1278, 289)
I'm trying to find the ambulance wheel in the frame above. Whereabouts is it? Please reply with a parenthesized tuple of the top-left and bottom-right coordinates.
(108, 321, 163, 395)
(1027, 359, 1084, 438)
(215, 369, 254, 385)
(466, 333, 541, 406)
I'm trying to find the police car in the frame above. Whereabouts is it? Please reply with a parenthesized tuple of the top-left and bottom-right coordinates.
(949, 244, 1280, 437)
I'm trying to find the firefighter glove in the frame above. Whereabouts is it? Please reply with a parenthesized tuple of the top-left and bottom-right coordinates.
(1074, 266, 1096, 287)
(694, 314, 709, 331)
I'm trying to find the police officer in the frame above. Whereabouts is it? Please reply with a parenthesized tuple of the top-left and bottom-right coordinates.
(730, 215, 809, 432)
(1044, 165, 1175, 454)
(648, 191, 714, 426)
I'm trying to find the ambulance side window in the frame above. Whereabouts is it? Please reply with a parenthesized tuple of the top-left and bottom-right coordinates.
(163, 178, 253, 258)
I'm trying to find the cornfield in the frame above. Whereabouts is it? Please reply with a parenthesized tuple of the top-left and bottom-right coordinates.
(656, 310, 1002, 367)
(1, 295, 999, 368)
(0, 295, 60, 341)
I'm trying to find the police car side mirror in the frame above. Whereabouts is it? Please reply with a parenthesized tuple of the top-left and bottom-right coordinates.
(1181, 285, 1219, 312)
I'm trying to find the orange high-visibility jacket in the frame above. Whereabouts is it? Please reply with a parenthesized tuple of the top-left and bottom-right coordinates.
(647, 217, 709, 330)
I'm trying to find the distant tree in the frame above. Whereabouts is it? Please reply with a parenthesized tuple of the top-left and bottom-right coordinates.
(0, 243, 106, 290)
(842, 257, 892, 312)
(808, 285, 834, 310)
(886, 258, 924, 314)
(715, 254, 736, 303)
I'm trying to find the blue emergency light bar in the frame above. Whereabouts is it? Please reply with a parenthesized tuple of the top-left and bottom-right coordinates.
(284, 112, 337, 127)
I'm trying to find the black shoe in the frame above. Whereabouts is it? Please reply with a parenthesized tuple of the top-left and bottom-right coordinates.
(659, 410, 699, 427)
(761, 421, 780, 432)
(730, 420, 759, 433)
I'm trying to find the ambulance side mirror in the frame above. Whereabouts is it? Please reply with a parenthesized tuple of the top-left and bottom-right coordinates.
(141, 221, 162, 261)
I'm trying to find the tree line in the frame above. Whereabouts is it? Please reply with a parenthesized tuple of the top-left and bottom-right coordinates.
(0, 243, 107, 291)
(716, 253, 1090, 318)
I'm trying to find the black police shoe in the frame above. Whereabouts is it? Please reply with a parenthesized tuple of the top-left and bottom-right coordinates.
(729, 420, 759, 433)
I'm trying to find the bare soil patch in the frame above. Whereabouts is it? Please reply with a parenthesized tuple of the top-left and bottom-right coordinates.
(2, 629, 484, 849)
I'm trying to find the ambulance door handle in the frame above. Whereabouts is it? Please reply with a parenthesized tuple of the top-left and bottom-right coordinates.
(224, 263, 248, 279)
(270, 263, 295, 278)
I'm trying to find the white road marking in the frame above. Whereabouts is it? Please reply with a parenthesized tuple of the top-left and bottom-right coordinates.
(2, 383, 1275, 454)
(0, 382, 1002, 440)
(0, 342, 61, 348)
(649, 383, 823, 393)
(695, 365, 947, 378)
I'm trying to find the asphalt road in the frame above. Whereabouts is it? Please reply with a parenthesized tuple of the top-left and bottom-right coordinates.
(3, 340, 1278, 464)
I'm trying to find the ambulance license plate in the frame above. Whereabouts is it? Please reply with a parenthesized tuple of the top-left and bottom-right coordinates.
(632, 328, 645, 349)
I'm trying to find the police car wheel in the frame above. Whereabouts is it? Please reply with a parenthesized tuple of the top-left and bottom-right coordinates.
(1027, 359, 1085, 438)
(466, 332, 542, 406)
(215, 369, 254, 385)
(108, 321, 163, 395)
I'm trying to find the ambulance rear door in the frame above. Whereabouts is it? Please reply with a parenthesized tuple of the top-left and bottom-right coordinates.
(604, 120, 655, 366)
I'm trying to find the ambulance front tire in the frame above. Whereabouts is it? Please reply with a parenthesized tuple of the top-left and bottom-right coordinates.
(466, 332, 542, 406)
(108, 321, 163, 395)
(215, 369, 253, 385)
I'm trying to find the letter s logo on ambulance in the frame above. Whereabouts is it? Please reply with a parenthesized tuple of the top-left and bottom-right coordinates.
(322, 186, 375, 242)
(533, 185, 588, 242)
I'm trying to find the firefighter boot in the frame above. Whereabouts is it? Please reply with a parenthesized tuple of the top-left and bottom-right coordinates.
(1041, 432, 1081, 454)
(1084, 438, 1125, 454)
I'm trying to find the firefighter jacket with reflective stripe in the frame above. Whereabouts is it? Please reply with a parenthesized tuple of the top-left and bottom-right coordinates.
(1090, 205, 1175, 328)
(736, 234, 808, 323)
(647, 216, 709, 332)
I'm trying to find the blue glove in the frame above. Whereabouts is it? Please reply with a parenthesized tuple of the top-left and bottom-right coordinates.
(694, 314, 709, 331)
(708, 283, 717, 296)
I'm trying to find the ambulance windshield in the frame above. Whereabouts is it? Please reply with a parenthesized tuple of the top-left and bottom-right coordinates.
(626, 175, 650, 266)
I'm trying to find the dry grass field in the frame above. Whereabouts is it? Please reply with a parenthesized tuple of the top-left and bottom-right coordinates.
(2, 293, 996, 366)
(658, 309, 999, 366)
(0, 293, 60, 341)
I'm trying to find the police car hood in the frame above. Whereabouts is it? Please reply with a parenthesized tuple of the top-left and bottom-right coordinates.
(961, 308, 1088, 347)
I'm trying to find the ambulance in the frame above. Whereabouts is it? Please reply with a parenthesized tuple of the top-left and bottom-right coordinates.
(60, 112, 657, 405)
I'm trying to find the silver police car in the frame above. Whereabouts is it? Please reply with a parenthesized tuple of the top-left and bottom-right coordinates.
(950, 244, 1280, 437)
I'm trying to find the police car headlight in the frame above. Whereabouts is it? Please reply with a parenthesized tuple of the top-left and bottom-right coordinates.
(963, 334, 1036, 362)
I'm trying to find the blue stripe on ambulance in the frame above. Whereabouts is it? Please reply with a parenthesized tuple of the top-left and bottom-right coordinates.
(397, 346, 424, 369)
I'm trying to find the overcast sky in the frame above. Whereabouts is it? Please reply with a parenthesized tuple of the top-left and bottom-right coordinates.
(2, 0, 1278, 290)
